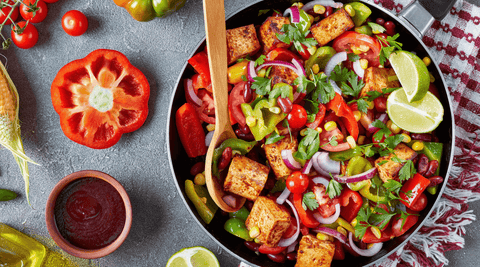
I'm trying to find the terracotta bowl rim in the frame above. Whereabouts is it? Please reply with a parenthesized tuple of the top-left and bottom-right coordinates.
(45, 170, 133, 259)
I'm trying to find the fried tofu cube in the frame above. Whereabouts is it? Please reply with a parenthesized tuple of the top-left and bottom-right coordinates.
(360, 67, 400, 97)
(224, 155, 269, 201)
(226, 24, 261, 65)
(264, 136, 298, 179)
(311, 8, 354, 46)
(259, 16, 290, 53)
(245, 196, 291, 247)
(295, 235, 335, 267)
(269, 65, 299, 87)
(375, 143, 418, 183)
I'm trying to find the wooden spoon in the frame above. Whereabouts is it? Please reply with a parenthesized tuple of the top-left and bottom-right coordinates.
(202, 0, 245, 212)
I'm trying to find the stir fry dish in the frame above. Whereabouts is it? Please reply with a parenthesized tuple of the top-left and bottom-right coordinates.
(176, 1, 445, 265)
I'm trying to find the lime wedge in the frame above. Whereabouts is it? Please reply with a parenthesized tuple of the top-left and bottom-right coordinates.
(166, 246, 220, 267)
(387, 88, 443, 133)
(389, 51, 430, 102)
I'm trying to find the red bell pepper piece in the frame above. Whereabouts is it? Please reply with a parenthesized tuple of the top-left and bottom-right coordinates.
(192, 73, 210, 91)
(362, 226, 394, 244)
(266, 48, 304, 64)
(188, 51, 211, 89)
(176, 103, 207, 158)
(293, 193, 320, 228)
(391, 212, 419, 237)
(399, 173, 431, 208)
(306, 103, 326, 129)
(51, 49, 150, 149)
(339, 188, 363, 222)
(325, 93, 359, 140)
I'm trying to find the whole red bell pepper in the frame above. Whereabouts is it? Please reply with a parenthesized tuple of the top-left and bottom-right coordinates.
(176, 103, 207, 158)
(51, 49, 150, 149)
(399, 173, 431, 208)
(188, 51, 211, 90)
(293, 193, 320, 228)
(339, 188, 363, 222)
(326, 93, 359, 140)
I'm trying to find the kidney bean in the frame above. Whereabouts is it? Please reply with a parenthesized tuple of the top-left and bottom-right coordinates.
(243, 83, 253, 103)
(424, 160, 439, 177)
(235, 129, 255, 141)
(375, 17, 385, 26)
(410, 133, 432, 142)
(417, 154, 429, 176)
(323, 6, 333, 17)
(238, 124, 251, 134)
(267, 253, 286, 263)
(428, 176, 444, 187)
(189, 162, 205, 176)
(218, 147, 233, 170)
(277, 97, 293, 114)
(286, 252, 297, 261)
(244, 241, 260, 252)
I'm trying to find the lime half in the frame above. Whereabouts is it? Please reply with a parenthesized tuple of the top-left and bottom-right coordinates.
(387, 88, 444, 133)
(166, 246, 220, 267)
(389, 51, 430, 102)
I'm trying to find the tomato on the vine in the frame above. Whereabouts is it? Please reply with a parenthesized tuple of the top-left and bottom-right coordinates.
(286, 171, 309, 194)
(43, 0, 59, 3)
(11, 21, 38, 49)
(0, 3, 19, 25)
(20, 0, 48, 23)
(62, 10, 88, 36)
(287, 104, 307, 129)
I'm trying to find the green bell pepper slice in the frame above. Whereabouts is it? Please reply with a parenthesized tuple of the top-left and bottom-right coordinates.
(421, 142, 443, 195)
(224, 218, 253, 241)
(329, 146, 364, 162)
(229, 206, 250, 221)
(345, 156, 387, 203)
(185, 180, 218, 224)
(305, 46, 336, 76)
(113, 0, 186, 22)
(346, 2, 372, 27)
(241, 98, 286, 141)
(212, 138, 257, 176)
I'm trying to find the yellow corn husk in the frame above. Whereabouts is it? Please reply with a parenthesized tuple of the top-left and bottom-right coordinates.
(0, 61, 37, 205)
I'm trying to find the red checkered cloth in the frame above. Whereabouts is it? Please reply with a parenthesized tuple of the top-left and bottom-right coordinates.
(240, 0, 480, 266)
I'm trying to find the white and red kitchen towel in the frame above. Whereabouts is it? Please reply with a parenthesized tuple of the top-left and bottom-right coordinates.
(240, 0, 480, 266)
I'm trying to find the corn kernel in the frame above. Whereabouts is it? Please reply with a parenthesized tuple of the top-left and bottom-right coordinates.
(194, 173, 206, 185)
(312, 64, 320, 74)
(386, 120, 400, 134)
(337, 226, 348, 237)
(346, 136, 356, 149)
(316, 232, 333, 241)
(315, 127, 323, 134)
(254, 238, 261, 244)
(269, 107, 281, 114)
(313, 4, 325, 14)
(359, 58, 369, 69)
(246, 116, 256, 127)
(352, 45, 370, 54)
(257, 68, 266, 78)
(292, 2, 304, 8)
(324, 121, 337, 131)
(350, 218, 358, 227)
(309, 74, 314, 80)
(423, 56, 431, 67)
(367, 243, 376, 249)
(370, 226, 382, 239)
(358, 135, 366, 145)
(227, 60, 249, 84)
(429, 72, 435, 83)
(249, 226, 260, 238)
(206, 124, 215, 132)
(367, 101, 374, 110)
(412, 141, 424, 151)
(307, 46, 317, 56)
(300, 128, 309, 136)
(345, 4, 356, 17)
(353, 111, 362, 121)
(401, 133, 411, 143)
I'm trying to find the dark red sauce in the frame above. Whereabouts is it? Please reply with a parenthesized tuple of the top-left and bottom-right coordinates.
(54, 177, 126, 250)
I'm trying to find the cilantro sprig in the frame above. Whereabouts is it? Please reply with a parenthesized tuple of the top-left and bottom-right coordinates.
(326, 176, 343, 199)
(302, 192, 319, 211)
(276, 24, 318, 53)
(294, 128, 320, 160)
(377, 33, 403, 65)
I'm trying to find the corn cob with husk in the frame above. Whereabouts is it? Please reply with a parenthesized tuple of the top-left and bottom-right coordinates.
(0, 60, 37, 205)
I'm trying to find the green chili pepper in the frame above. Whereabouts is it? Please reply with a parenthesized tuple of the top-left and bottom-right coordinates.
(185, 180, 218, 224)
(320, 222, 339, 229)
(305, 46, 336, 76)
(345, 156, 370, 191)
(0, 189, 17, 201)
(347, 2, 372, 27)
(224, 217, 253, 241)
(241, 98, 286, 141)
(229, 206, 250, 221)
(212, 138, 257, 176)
(336, 217, 355, 233)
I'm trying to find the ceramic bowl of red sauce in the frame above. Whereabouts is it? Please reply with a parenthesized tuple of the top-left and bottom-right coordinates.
(45, 170, 132, 259)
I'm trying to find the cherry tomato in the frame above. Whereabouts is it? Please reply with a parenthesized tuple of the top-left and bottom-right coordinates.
(391, 213, 419, 237)
(374, 96, 387, 113)
(409, 193, 428, 212)
(0, 2, 19, 25)
(228, 81, 248, 127)
(286, 171, 309, 194)
(11, 21, 38, 49)
(333, 31, 382, 67)
(62, 10, 88, 36)
(287, 104, 307, 129)
(258, 244, 287, 255)
(20, 0, 48, 23)
(43, 0, 59, 3)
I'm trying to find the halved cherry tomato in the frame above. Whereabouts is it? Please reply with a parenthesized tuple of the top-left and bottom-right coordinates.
(62, 10, 88, 36)
(258, 244, 287, 255)
(11, 21, 38, 49)
(333, 31, 382, 67)
(305, 103, 326, 129)
(286, 171, 309, 194)
(20, 0, 48, 23)
(391, 213, 419, 237)
(0, 1, 19, 25)
(266, 47, 303, 64)
(362, 225, 394, 243)
(287, 104, 308, 130)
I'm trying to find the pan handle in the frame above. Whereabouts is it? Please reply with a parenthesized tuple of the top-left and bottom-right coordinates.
(398, 0, 457, 38)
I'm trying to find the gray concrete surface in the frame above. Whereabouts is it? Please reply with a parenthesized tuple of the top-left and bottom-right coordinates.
(0, 0, 478, 266)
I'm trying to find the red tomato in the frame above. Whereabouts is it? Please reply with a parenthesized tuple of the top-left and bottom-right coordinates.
(372, 129, 393, 147)
(258, 244, 287, 255)
(0, 3, 19, 25)
(287, 104, 307, 129)
(62, 10, 88, 36)
(228, 81, 248, 127)
(43, 0, 59, 2)
(333, 31, 382, 67)
(391, 213, 419, 237)
(266, 47, 303, 63)
(282, 216, 298, 239)
(286, 171, 309, 194)
(11, 21, 38, 49)
(409, 193, 428, 212)
(374, 96, 387, 113)
(20, 0, 48, 23)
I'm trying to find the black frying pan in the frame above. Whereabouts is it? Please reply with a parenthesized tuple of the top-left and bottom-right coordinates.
(167, 0, 456, 266)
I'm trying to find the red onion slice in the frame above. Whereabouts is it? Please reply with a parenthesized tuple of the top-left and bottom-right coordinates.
(247, 60, 257, 82)
(353, 60, 365, 79)
(302, 159, 313, 174)
(257, 61, 303, 77)
(317, 152, 340, 175)
(325, 51, 347, 77)
(333, 167, 377, 184)
(312, 226, 347, 244)
(302, 0, 344, 11)
(281, 149, 302, 170)
(349, 232, 383, 257)
(291, 58, 306, 76)
(287, 240, 298, 253)
(223, 195, 237, 208)
(312, 152, 329, 177)
(276, 187, 291, 205)
(205, 130, 214, 147)
(312, 176, 330, 188)
(277, 199, 300, 248)
(283, 6, 301, 23)
(185, 78, 202, 106)
(313, 203, 340, 224)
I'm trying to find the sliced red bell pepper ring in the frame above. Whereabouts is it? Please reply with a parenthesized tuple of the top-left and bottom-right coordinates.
(51, 49, 150, 149)
(176, 103, 207, 158)
(293, 193, 320, 228)
(399, 173, 431, 208)
(339, 188, 363, 222)
(326, 93, 359, 141)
